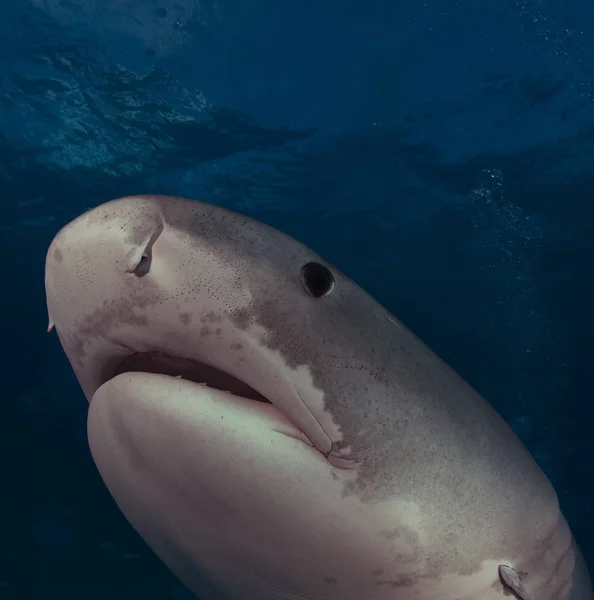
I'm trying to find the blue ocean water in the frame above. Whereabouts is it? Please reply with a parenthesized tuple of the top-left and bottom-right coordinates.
(1, 0, 593, 597)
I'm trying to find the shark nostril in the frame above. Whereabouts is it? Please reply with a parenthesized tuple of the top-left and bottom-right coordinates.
(132, 253, 152, 277)
(125, 223, 164, 277)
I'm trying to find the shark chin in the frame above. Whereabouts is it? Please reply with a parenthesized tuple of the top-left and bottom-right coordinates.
(45, 194, 593, 600)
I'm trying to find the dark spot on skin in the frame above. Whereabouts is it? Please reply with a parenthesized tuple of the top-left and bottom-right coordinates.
(376, 527, 429, 569)
(200, 326, 211, 337)
(232, 309, 251, 329)
(378, 529, 400, 540)
(375, 575, 417, 588)
(200, 311, 223, 324)
(230, 342, 243, 351)
(53, 248, 63, 263)
(129, 314, 149, 327)
(373, 569, 384, 576)
(323, 577, 337, 584)
(215, 328, 222, 336)
(459, 562, 480, 576)
(179, 312, 192, 325)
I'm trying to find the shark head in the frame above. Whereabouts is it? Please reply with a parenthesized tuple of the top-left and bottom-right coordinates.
(45, 194, 405, 598)
(45, 194, 592, 600)
(45, 194, 395, 466)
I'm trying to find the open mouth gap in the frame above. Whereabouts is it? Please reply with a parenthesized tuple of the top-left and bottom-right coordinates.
(112, 351, 272, 404)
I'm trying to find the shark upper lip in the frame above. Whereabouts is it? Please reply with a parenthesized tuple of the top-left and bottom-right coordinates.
(107, 350, 272, 404)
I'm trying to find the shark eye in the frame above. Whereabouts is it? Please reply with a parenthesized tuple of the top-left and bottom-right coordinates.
(300, 262, 335, 298)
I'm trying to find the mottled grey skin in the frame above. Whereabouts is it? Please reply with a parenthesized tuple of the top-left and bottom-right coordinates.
(45, 195, 592, 600)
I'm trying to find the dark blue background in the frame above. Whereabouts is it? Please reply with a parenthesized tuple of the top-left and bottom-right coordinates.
(1, 1, 593, 597)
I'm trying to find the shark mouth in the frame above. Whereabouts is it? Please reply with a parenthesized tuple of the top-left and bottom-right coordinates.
(111, 351, 272, 404)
